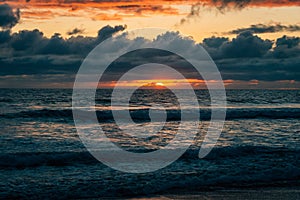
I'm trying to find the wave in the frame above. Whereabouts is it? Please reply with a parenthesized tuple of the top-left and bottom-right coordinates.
(1, 146, 299, 198)
(0, 98, 13, 103)
(1, 107, 300, 121)
(1, 146, 298, 169)
(0, 151, 97, 169)
(0, 109, 74, 119)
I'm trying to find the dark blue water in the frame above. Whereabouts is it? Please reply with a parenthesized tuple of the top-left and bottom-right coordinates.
(0, 89, 300, 198)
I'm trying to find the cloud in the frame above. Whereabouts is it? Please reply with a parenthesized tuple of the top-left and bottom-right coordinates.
(203, 31, 273, 59)
(208, 0, 266, 11)
(276, 35, 300, 48)
(97, 25, 127, 42)
(3, 0, 298, 23)
(228, 23, 300, 34)
(0, 26, 299, 88)
(18, 0, 300, 8)
(206, 0, 300, 10)
(0, 25, 126, 56)
(10, 29, 44, 51)
(179, 0, 300, 25)
(0, 4, 20, 29)
(203, 36, 229, 48)
(219, 31, 273, 58)
(13, 1, 180, 21)
(115, 4, 178, 15)
(202, 33, 300, 81)
(179, 3, 202, 25)
(202, 36, 229, 58)
(0, 30, 10, 43)
(272, 35, 300, 58)
(0, 25, 127, 78)
(67, 28, 85, 36)
(214, 57, 300, 81)
(0, 55, 82, 76)
(21, 10, 54, 20)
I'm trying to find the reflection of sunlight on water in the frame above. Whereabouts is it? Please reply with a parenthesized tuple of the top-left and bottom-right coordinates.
(1, 89, 300, 197)
(88, 104, 300, 111)
(0, 121, 80, 153)
(1, 119, 297, 152)
(2, 87, 300, 154)
(2, 118, 300, 153)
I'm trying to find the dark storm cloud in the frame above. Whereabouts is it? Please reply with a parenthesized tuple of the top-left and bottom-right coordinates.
(228, 23, 300, 34)
(97, 25, 127, 42)
(67, 28, 85, 36)
(203, 31, 273, 59)
(219, 31, 273, 58)
(203, 36, 229, 48)
(202, 36, 229, 59)
(0, 4, 20, 29)
(10, 29, 44, 51)
(276, 35, 300, 48)
(0, 25, 299, 86)
(0, 30, 10, 43)
(272, 35, 300, 58)
(202, 32, 300, 81)
(214, 57, 300, 81)
(0, 55, 82, 76)
(0, 25, 126, 56)
(0, 25, 127, 76)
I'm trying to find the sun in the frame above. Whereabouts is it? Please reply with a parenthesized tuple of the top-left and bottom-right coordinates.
(155, 82, 164, 87)
(141, 81, 166, 89)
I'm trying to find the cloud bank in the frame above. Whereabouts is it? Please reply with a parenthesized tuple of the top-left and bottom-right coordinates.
(0, 27, 299, 88)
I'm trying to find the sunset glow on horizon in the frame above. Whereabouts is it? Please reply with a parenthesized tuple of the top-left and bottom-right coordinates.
(0, 0, 299, 89)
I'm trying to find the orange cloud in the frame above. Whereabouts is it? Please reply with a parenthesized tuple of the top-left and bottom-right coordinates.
(92, 13, 123, 21)
(21, 10, 54, 20)
(5, 0, 180, 21)
(10, 0, 300, 9)
(5, 0, 299, 21)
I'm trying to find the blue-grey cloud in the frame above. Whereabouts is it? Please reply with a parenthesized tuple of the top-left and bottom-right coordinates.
(203, 36, 229, 48)
(228, 23, 300, 34)
(0, 25, 127, 77)
(1, 25, 126, 56)
(97, 25, 127, 42)
(203, 33, 300, 81)
(204, 31, 273, 59)
(272, 35, 300, 59)
(0, 30, 10, 43)
(179, 0, 300, 25)
(0, 26, 299, 87)
(67, 28, 85, 36)
(220, 31, 273, 58)
(0, 4, 20, 29)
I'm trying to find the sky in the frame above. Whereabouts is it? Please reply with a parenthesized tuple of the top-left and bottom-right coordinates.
(0, 0, 300, 89)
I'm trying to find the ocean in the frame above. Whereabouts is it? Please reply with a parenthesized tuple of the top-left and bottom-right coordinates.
(0, 89, 300, 199)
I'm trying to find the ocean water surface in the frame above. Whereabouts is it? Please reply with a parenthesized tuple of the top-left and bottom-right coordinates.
(0, 89, 299, 198)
